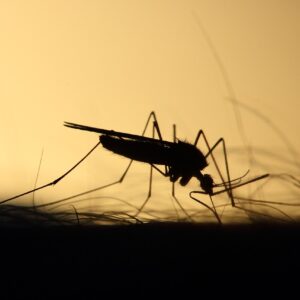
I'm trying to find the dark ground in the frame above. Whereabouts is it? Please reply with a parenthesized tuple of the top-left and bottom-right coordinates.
(0, 222, 299, 297)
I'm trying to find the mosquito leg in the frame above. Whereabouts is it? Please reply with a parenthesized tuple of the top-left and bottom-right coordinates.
(168, 123, 193, 221)
(113, 111, 163, 185)
(172, 124, 176, 197)
(1, 112, 160, 206)
(134, 118, 158, 217)
(170, 124, 180, 219)
(139, 122, 191, 220)
(75, 111, 165, 216)
(0, 141, 102, 205)
(194, 130, 234, 206)
(208, 137, 233, 206)
(62, 111, 166, 217)
(143, 111, 163, 139)
(134, 113, 190, 219)
(192, 130, 230, 222)
(85, 111, 163, 218)
(194, 131, 228, 187)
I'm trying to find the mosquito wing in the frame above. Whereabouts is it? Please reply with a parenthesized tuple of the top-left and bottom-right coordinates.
(64, 121, 174, 146)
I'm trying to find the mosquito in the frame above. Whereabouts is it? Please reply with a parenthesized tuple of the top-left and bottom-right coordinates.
(1, 111, 269, 223)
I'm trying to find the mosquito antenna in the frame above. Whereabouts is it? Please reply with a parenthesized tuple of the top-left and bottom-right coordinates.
(0, 141, 101, 205)
(213, 169, 250, 187)
(211, 173, 269, 196)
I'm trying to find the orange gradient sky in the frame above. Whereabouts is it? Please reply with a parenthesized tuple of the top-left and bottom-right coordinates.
(0, 0, 299, 222)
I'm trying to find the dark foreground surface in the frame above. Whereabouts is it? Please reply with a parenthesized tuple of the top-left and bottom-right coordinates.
(1, 222, 299, 297)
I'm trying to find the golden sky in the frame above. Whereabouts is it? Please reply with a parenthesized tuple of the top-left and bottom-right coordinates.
(0, 0, 299, 222)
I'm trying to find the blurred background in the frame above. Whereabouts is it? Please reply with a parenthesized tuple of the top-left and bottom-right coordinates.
(0, 0, 299, 223)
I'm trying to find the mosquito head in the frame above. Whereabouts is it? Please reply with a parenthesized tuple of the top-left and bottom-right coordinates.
(196, 172, 214, 195)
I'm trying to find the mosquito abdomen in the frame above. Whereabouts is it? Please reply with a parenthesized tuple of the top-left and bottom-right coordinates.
(100, 135, 170, 165)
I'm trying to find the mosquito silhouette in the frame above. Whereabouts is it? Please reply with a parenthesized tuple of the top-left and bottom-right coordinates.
(1, 111, 269, 222)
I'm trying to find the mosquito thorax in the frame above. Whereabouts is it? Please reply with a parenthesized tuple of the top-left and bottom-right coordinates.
(173, 141, 208, 175)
